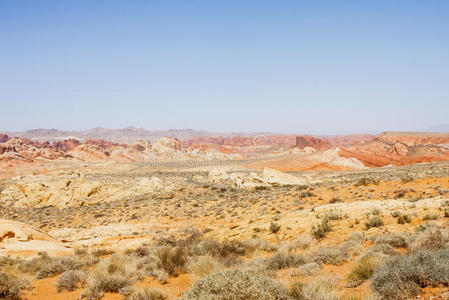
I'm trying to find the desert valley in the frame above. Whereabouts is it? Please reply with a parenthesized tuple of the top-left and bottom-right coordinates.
(1, 129, 449, 299)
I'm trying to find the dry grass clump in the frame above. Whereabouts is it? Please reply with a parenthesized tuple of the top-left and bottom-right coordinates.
(348, 231, 364, 243)
(155, 246, 188, 276)
(289, 277, 340, 300)
(82, 255, 137, 299)
(187, 256, 223, 277)
(56, 270, 85, 292)
(286, 235, 313, 252)
(347, 256, 382, 287)
(397, 214, 411, 224)
(365, 216, 384, 229)
(410, 226, 449, 252)
(310, 247, 348, 265)
(0, 272, 24, 300)
(265, 252, 307, 270)
(365, 243, 399, 257)
(91, 248, 115, 257)
(371, 249, 449, 299)
(37, 256, 83, 279)
(128, 287, 167, 300)
(18, 252, 84, 279)
(299, 262, 320, 276)
(18, 252, 52, 274)
(198, 239, 247, 258)
(178, 269, 291, 300)
(374, 233, 409, 248)
(242, 238, 277, 253)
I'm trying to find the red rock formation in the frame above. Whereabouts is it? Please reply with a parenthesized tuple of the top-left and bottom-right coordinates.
(85, 139, 123, 150)
(0, 134, 9, 143)
(184, 135, 332, 149)
(377, 135, 449, 146)
(295, 136, 331, 150)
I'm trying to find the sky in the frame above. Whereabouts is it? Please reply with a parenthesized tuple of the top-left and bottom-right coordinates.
(1, 1, 448, 134)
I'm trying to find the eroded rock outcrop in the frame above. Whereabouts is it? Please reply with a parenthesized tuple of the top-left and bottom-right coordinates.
(0, 219, 72, 256)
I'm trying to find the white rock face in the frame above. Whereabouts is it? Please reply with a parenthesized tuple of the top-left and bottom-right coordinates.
(0, 219, 72, 257)
(262, 167, 309, 185)
(208, 168, 229, 183)
(153, 137, 182, 154)
(311, 149, 366, 170)
(228, 168, 309, 188)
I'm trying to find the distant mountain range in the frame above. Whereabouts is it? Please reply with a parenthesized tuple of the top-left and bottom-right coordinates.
(4, 127, 273, 144)
(426, 124, 449, 132)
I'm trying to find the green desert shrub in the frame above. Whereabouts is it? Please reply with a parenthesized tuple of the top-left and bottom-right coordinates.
(311, 219, 332, 240)
(178, 269, 291, 300)
(371, 249, 449, 299)
(365, 216, 384, 229)
(397, 214, 411, 224)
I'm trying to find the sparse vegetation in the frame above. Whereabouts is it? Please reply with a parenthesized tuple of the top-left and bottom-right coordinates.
(371, 249, 449, 299)
(365, 216, 384, 229)
(0, 272, 23, 300)
(348, 256, 381, 287)
(311, 218, 332, 240)
(56, 270, 85, 292)
(178, 269, 291, 300)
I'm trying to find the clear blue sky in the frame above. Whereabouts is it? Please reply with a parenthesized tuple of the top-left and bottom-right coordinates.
(1, 1, 448, 134)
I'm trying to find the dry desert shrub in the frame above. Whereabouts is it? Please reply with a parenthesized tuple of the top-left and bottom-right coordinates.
(311, 218, 332, 240)
(128, 287, 167, 300)
(18, 252, 84, 279)
(310, 247, 348, 265)
(187, 255, 223, 277)
(178, 269, 291, 300)
(410, 226, 449, 251)
(286, 235, 313, 252)
(347, 256, 382, 287)
(242, 237, 277, 253)
(397, 214, 412, 224)
(371, 249, 449, 299)
(37, 256, 83, 279)
(347, 231, 364, 243)
(364, 243, 399, 257)
(18, 252, 52, 275)
(0, 272, 23, 300)
(299, 262, 320, 276)
(374, 233, 409, 248)
(265, 252, 307, 270)
(192, 239, 247, 260)
(83, 255, 137, 299)
(155, 246, 187, 276)
(289, 277, 340, 300)
(134, 253, 168, 284)
(56, 270, 85, 292)
(365, 216, 384, 229)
